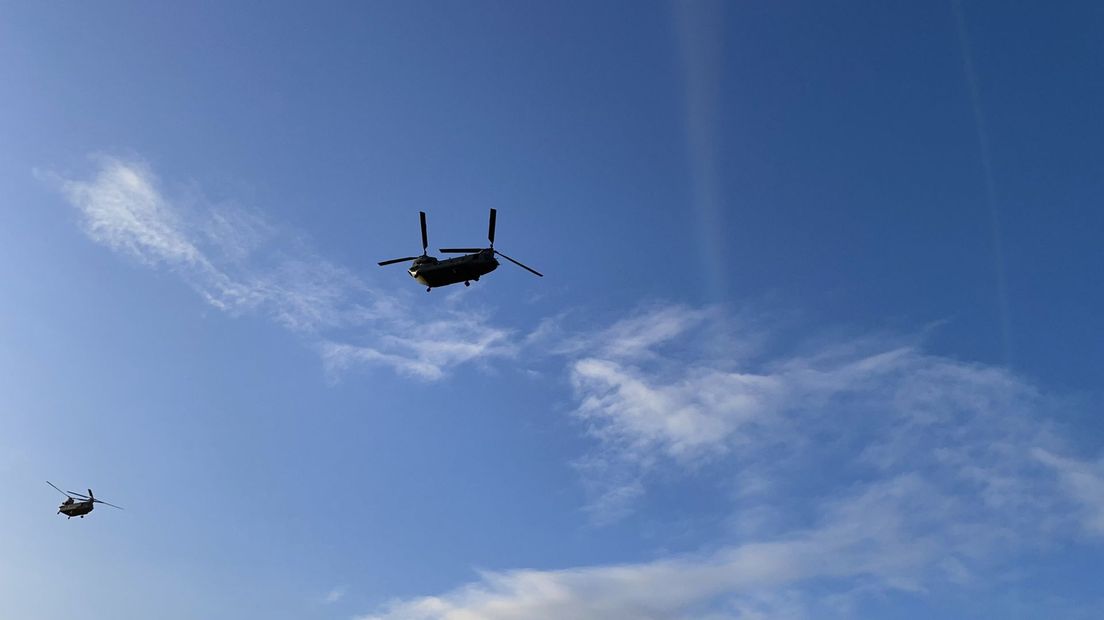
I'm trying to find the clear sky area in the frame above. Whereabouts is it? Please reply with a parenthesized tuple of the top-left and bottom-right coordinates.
(2, 2, 1104, 618)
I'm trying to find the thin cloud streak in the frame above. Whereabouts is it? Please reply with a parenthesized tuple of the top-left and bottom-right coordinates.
(560, 305, 1055, 524)
(357, 474, 1072, 620)
(1034, 448, 1104, 535)
(54, 155, 364, 330)
(675, 0, 728, 302)
(50, 155, 514, 379)
(351, 302, 1104, 613)
(321, 313, 515, 381)
(58, 157, 204, 265)
(358, 304, 1104, 618)
(952, 0, 1012, 362)
(323, 585, 346, 604)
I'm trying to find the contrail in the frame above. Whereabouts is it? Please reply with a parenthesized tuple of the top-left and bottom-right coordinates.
(953, 0, 1013, 363)
(675, 0, 728, 302)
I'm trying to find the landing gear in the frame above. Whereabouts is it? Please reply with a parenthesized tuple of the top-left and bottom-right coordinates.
(426, 287, 431, 292)
(464, 281, 470, 287)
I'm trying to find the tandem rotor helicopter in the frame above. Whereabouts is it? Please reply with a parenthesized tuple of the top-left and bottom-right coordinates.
(47, 481, 123, 519)
(378, 209, 543, 291)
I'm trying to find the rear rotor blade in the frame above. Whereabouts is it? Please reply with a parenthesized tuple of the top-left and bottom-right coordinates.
(93, 499, 124, 510)
(47, 481, 71, 497)
(68, 490, 91, 498)
(378, 256, 420, 266)
(495, 250, 543, 277)
(420, 211, 428, 254)
(488, 208, 497, 246)
(438, 248, 485, 253)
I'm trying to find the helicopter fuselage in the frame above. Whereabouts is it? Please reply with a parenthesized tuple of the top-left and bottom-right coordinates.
(48, 482, 121, 518)
(378, 209, 540, 289)
(410, 250, 499, 289)
(58, 501, 94, 518)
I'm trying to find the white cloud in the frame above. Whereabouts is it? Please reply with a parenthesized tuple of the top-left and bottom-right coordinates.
(321, 315, 513, 381)
(591, 304, 714, 360)
(572, 357, 781, 462)
(54, 155, 356, 330)
(558, 306, 1066, 528)
(355, 306, 1104, 618)
(59, 156, 202, 266)
(346, 304, 1104, 618)
(323, 585, 346, 604)
(357, 475, 1005, 620)
(49, 155, 514, 379)
(1033, 448, 1104, 535)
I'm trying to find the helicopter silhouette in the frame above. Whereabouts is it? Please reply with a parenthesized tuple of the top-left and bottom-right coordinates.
(47, 481, 123, 519)
(378, 209, 542, 291)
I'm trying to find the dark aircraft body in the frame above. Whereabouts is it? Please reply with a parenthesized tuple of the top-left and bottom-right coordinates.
(407, 249, 499, 288)
(58, 497, 94, 518)
(47, 482, 123, 519)
(379, 209, 541, 291)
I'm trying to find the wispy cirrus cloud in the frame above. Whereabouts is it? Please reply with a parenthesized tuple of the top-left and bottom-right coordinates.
(321, 311, 516, 381)
(57, 156, 204, 265)
(52, 155, 365, 330)
(357, 472, 1071, 620)
(322, 585, 347, 604)
(1034, 448, 1104, 535)
(561, 305, 1059, 525)
(47, 155, 514, 379)
(355, 305, 1103, 618)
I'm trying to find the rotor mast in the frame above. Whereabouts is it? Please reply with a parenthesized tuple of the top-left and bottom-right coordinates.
(438, 209, 543, 277)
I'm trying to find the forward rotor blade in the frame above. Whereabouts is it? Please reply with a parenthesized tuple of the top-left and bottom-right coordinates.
(93, 499, 124, 510)
(488, 208, 497, 246)
(47, 481, 70, 497)
(438, 248, 485, 253)
(495, 250, 543, 277)
(378, 256, 420, 266)
(420, 211, 428, 253)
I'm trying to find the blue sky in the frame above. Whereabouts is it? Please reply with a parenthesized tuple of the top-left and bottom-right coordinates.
(2, 1, 1103, 618)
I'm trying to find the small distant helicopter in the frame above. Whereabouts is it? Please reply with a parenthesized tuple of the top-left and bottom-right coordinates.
(47, 481, 123, 519)
(378, 209, 542, 291)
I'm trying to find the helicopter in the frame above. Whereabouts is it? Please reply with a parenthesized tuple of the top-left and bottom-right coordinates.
(47, 481, 123, 519)
(378, 209, 542, 291)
